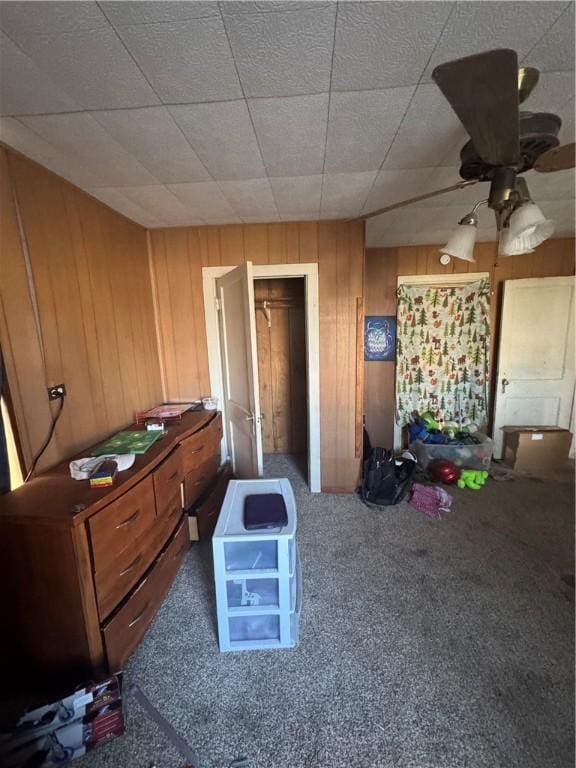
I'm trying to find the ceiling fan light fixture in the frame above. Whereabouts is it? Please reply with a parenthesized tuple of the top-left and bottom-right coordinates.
(498, 228, 535, 257)
(440, 222, 477, 263)
(439, 198, 488, 263)
(506, 201, 555, 248)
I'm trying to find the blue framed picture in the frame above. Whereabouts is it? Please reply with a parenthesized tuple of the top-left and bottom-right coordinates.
(364, 316, 396, 361)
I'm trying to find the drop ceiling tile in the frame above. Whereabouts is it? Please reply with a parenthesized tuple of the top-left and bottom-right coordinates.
(2, 26, 159, 110)
(383, 84, 467, 170)
(219, 178, 278, 219)
(20, 113, 158, 187)
(249, 94, 328, 177)
(117, 185, 198, 221)
(332, 2, 452, 92)
(169, 101, 265, 180)
(241, 213, 281, 223)
(325, 87, 414, 174)
(424, 1, 568, 81)
(0, 1, 108, 36)
(321, 171, 377, 217)
(377, 206, 455, 234)
(101, 1, 219, 26)
(0, 117, 105, 188)
(521, 71, 575, 114)
(88, 186, 158, 227)
(223, 5, 336, 97)
(269, 175, 322, 217)
(167, 181, 240, 223)
(523, 168, 575, 202)
(539, 198, 576, 230)
(222, 2, 334, 15)
(91, 107, 210, 183)
(0, 31, 80, 116)
(557, 100, 575, 144)
(522, 2, 575, 73)
(362, 168, 437, 214)
(116, 17, 242, 103)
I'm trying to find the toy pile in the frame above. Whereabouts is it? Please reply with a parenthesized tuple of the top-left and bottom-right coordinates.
(407, 411, 481, 446)
(407, 411, 492, 519)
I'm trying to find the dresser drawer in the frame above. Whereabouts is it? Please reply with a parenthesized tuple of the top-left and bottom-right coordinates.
(183, 454, 220, 509)
(94, 494, 182, 621)
(181, 414, 222, 474)
(103, 517, 188, 672)
(95, 529, 157, 622)
(152, 447, 183, 517)
(195, 463, 232, 540)
(89, 477, 156, 570)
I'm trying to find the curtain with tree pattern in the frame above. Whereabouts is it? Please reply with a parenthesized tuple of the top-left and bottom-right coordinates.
(396, 279, 490, 427)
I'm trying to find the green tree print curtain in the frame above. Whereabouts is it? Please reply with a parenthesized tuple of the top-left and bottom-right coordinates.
(396, 279, 490, 427)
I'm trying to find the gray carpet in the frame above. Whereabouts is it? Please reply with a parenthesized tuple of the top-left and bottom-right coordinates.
(76, 456, 574, 768)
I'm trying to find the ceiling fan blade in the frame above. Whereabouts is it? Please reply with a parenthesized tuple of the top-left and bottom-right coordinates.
(355, 180, 479, 221)
(432, 49, 520, 167)
(534, 142, 575, 172)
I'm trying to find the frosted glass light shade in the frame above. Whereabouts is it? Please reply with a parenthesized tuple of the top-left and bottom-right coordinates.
(439, 223, 477, 263)
(498, 228, 535, 257)
(507, 202, 555, 248)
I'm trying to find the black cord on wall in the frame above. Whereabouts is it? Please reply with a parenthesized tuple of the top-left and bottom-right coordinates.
(24, 395, 65, 483)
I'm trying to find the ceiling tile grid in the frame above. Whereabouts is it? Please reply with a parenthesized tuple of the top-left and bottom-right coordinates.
(90, 106, 212, 183)
(248, 93, 329, 176)
(222, 3, 337, 98)
(0, 0, 572, 244)
(169, 99, 267, 180)
(324, 86, 415, 174)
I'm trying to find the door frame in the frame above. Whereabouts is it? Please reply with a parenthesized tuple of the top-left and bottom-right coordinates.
(203, 262, 321, 493)
(393, 271, 490, 449)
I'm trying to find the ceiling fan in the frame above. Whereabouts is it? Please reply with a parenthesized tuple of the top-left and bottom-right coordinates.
(358, 48, 575, 259)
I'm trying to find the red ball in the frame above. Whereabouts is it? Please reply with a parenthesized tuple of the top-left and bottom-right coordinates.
(429, 459, 461, 485)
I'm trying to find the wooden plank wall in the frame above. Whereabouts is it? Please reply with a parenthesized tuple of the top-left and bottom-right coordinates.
(364, 238, 576, 448)
(254, 278, 306, 455)
(0, 149, 163, 471)
(149, 221, 365, 492)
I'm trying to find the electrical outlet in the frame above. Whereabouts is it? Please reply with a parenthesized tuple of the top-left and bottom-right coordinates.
(47, 384, 66, 400)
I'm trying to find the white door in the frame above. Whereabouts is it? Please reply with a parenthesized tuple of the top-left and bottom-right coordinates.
(216, 262, 263, 478)
(493, 276, 575, 458)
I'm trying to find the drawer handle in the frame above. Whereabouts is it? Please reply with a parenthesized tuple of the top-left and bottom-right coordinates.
(167, 471, 179, 482)
(119, 553, 142, 577)
(190, 444, 205, 455)
(128, 602, 150, 628)
(192, 475, 207, 487)
(116, 509, 140, 529)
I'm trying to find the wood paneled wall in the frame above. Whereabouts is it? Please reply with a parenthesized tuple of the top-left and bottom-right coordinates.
(0, 148, 163, 472)
(364, 238, 575, 448)
(254, 278, 306, 455)
(149, 221, 365, 492)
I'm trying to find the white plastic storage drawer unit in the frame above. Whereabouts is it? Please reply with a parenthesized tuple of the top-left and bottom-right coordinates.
(212, 478, 301, 652)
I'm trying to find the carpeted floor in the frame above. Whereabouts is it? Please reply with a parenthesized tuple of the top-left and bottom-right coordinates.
(76, 455, 574, 768)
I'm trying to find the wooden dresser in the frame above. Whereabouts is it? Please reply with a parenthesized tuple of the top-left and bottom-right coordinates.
(0, 410, 226, 688)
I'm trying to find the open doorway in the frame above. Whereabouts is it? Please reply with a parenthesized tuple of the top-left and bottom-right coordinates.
(203, 262, 321, 492)
(254, 277, 307, 484)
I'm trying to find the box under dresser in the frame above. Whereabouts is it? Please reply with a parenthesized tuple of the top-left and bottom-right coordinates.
(0, 410, 227, 687)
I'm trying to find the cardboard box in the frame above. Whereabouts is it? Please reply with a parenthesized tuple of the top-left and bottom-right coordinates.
(0, 675, 124, 767)
(501, 426, 572, 473)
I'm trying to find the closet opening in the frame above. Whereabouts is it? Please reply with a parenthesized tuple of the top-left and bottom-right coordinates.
(254, 277, 308, 484)
(203, 261, 320, 493)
